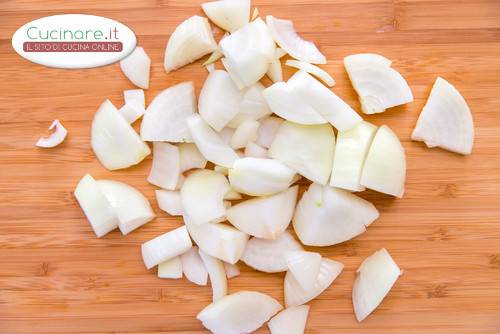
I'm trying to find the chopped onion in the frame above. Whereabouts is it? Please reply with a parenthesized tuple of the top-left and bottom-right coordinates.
(284, 251, 322, 291)
(214, 165, 229, 175)
(267, 57, 283, 83)
(268, 305, 310, 334)
(147, 142, 180, 190)
(230, 119, 260, 149)
(251, 7, 259, 21)
(227, 82, 272, 128)
(353, 248, 402, 322)
(244, 142, 268, 158)
(158, 256, 183, 279)
(164, 15, 217, 72)
(120, 46, 150, 89)
(91, 100, 150, 170)
(197, 291, 282, 333)
(256, 116, 283, 148)
(224, 262, 240, 279)
(178, 143, 207, 172)
(344, 53, 391, 71)
(36, 119, 67, 148)
(226, 186, 298, 239)
(361, 125, 406, 197)
(268, 121, 335, 185)
(74, 174, 119, 238)
(275, 47, 287, 59)
(155, 190, 183, 216)
(293, 183, 379, 246)
(205, 63, 215, 73)
(141, 226, 192, 269)
(118, 102, 145, 124)
(241, 231, 302, 273)
(123, 89, 145, 108)
(181, 246, 208, 286)
(266, 15, 326, 64)
(203, 48, 224, 66)
(199, 249, 228, 301)
(141, 82, 196, 142)
(411, 77, 474, 155)
(202, 0, 250, 33)
(285, 59, 335, 87)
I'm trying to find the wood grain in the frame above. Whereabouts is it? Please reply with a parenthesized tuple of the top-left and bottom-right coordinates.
(1, 0, 499, 333)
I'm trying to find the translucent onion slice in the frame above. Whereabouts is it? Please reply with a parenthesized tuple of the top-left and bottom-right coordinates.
(119, 46, 150, 89)
(244, 142, 268, 158)
(224, 262, 240, 279)
(411, 77, 474, 155)
(158, 256, 183, 279)
(118, 102, 145, 124)
(91, 100, 150, 170)
(344, 53, 392, 71)
(226, 186, 298, 239)
(141, 82, 196, 142)
(268, 305, 310, 334)
(197, 291, 282, 334)
(181, 169, 230, 225)
(330, 121, 377, 191)
(267, 57, 283, 83)
(155, 190, 183, 216)
(286, 59, 335, 87)
(284, 251, 322, 291)
(199, 249, 228, 302)
(230, 119, 260, 149)
(147, 142, 180, 190)
(227, 82, 272, 128)
(123, 89, 145, 108)
(284, 258, 343, 307)
(203, 49, 224, 66)
(178, 143, 208, 172)
(251, 7, 259, 20)
(181, 246, 208, 286)
(202, 0, 250, 33)
(266, 15, 326, 64)
(74, 174, 119, 238)
(353, 248, 402, 322)
(269, 121, 335, 185)
(141, 226, 192, 269)
(256, 116, 283, 148)
(241, 231, 303, 273)
(360, 125, 406, 198)
(36, 119, 67, 148)
(186, 115, 240, 168)
(164, 15, 217, 72)
(97, 180, 155, 235)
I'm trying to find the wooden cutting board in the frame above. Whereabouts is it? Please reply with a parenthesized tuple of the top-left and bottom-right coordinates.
(1, 0, 499, 333)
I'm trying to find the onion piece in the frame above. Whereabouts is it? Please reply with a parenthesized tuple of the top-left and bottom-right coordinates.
(224, 262, 240, 279)
(251, 7, 259, 20)
(205, 63, 215, 73)
(164, 15, 217, 72)
(268, 305, 310, 334)
(181, 246, 208, 286)
(344, 53, 392, 71)
(244, 142, 267, 158)
(203, 49, 224, 66)
(214, 165, 229, 176)
(91, 100, 150, 170)
(284, 258, 343, 307)
(227, 82, 272, 128)
(267, 57, 283, 83)
(284, 251, 322, 291)
(241, 231, 303, 273)
(269, 121, 335, 185)
(226, 186, 298, 239)
(202, 0, 250, 33)
(36, 119, 68, 148)
(97, 180, 155, 235)
(118, 102, 145, 124)
(285, 59, 335, 87)
(224, 189, 242, 200)
(228, 157, 296, 196)
(330, 121, 377, 191)
(197, 291, 282, 333)
(147, 142, 180, 190)
(155, 190, 183, 216)
(141, 82, 196, 142)
(186, 115, 240, 168)
(178, 143, 207, 172)
(158, 256, 183, 279)
(230, 119, 260, 149)
(361, 125, 406, 197)
(256, 116, 283, 148)
(74, 174, 119, 238)
(199, 249, 228, 301)
(119, 46, 150, 89)
(141, 226, 192, 269)
(275, 47, 287, 59)
(266, 15, 326, 64)
(411, 77, 474, 155)
(123, 89, 145, 109)
(353, 248, 402, 322)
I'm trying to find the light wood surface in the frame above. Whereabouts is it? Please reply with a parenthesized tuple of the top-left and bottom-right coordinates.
(1, 0, 499, 333)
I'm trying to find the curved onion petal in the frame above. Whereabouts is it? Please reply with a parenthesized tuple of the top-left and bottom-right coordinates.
(266, 15, 326, 64)
(284, 251, 322, 291)
(120, 46, 150, 89)
(224, 262, 240, 279)
(269, 121, 335, 185)
(141, 226, 192, 269)
(256, 116, 283, 148)
(286, 60, 335, 86)
(119, 102, 145, 124)
(202, 0, 250, 33)
(91, 100, 150, 170)
(353, 248, 402, 322)
(140, 82, 196, 142)
(244, 142, 268, 158)
(147, 142, 180, 190)
(36, 119, 68, 148)
(293, 183, 379, 246)
(268, 305, 310, 334)
(197, 291, 282, 334)
(199, 249, 228, 301)
(226, 186, 298, 239)
(230, 119, 260, 149)
(241, 231, 302, 273)
(155, 190, 183, 216)
(203, 48, 224, 66)
(330, 121, 377, 191)
(267, 57, 283, 83)
(178, 143, 208, 172)
(251, 7, 259, 20)
(164, 15, 217, 73)
(123, 89, 145, 108)
(344, 53, 392, 71)
(227, 82, 272, 129)
(361, 125, 406, 198)
(181, 246, 208, 286)
(186, 115, 240, 168)
(158, 256, 183, 279)
(411, 77, 474, 155)
(74, 174, 119, 238)
(284, 258, 343, 307)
